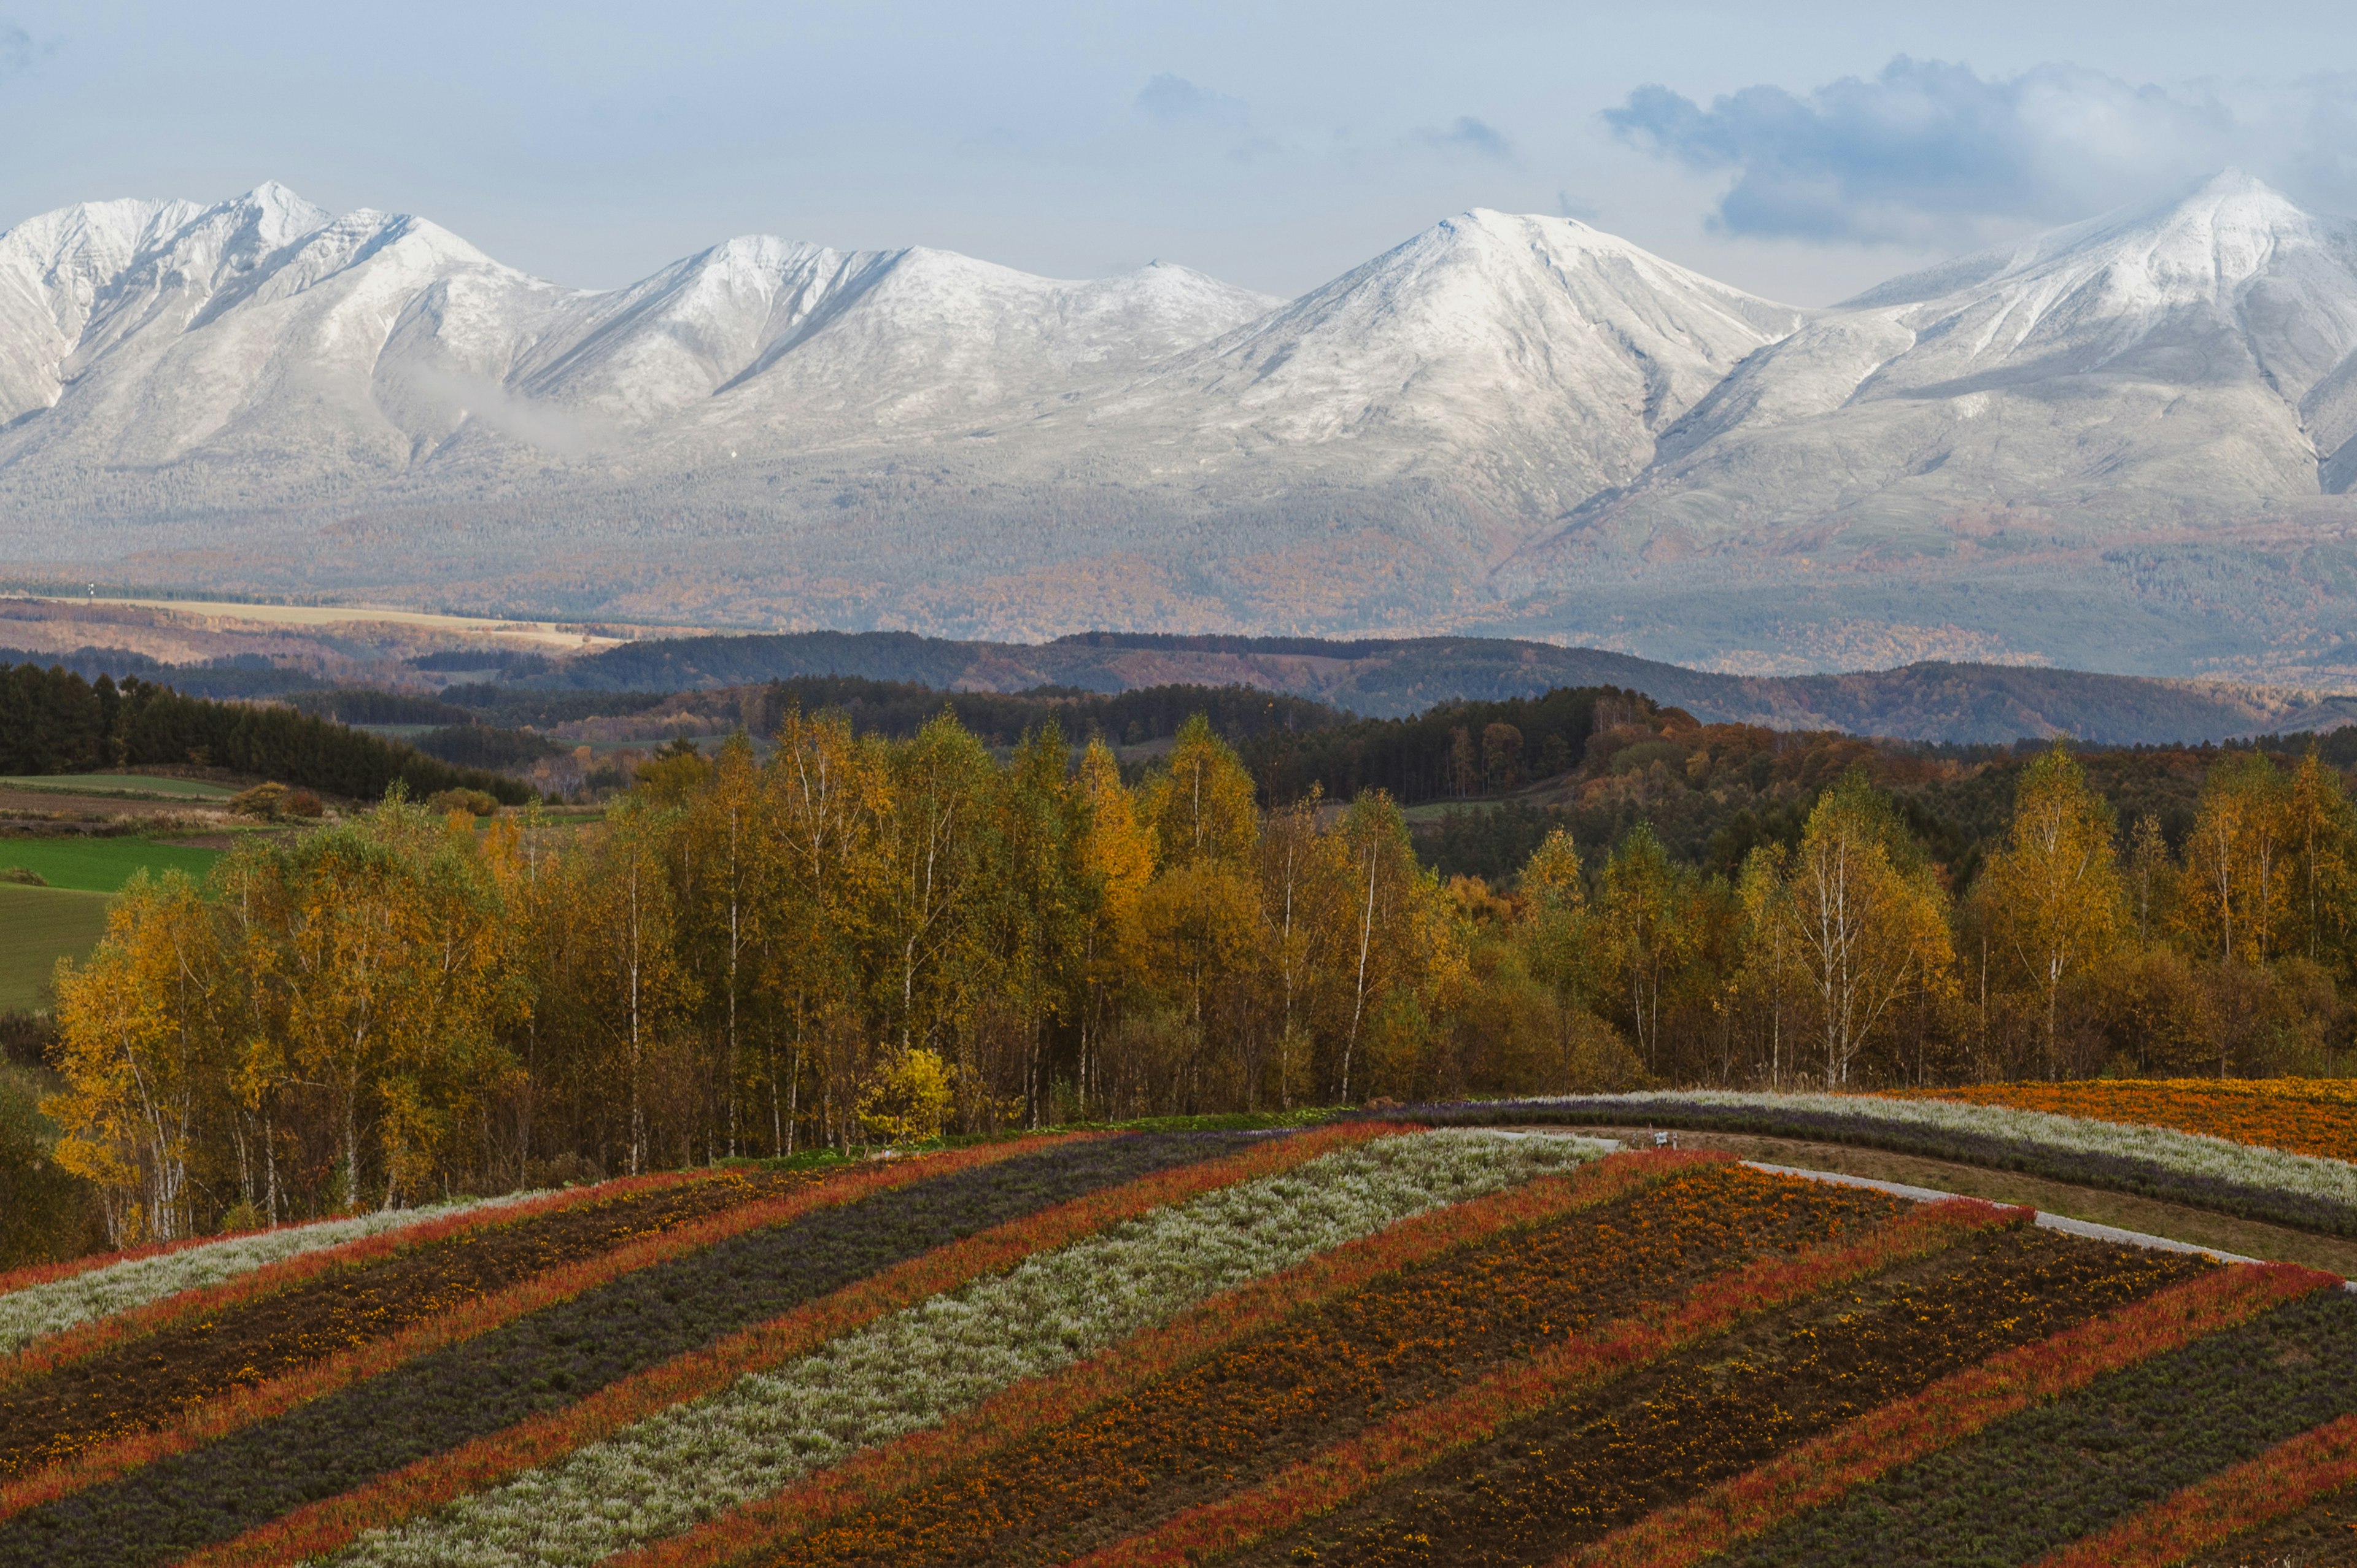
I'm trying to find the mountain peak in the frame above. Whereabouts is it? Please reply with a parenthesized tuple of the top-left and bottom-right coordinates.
(206, 180, 332, 253)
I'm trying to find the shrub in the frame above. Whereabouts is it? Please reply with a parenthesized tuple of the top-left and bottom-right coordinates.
(425, 788, 500, 818)
(860, 1049, 954, 1145)
(229, 782, 290, 819)
(0, 866, 44, 886)
(1, 1067, 104, 1270)
(282, 789, 324, 820)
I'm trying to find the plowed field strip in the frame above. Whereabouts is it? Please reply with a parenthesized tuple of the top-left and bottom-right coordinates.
(1722, 1283, 2357, 1567)
(0, 1167, 830, 1470)
(0, 1132, 1242, 1568)
(1250, 1226, 2206, 1567)
(1565, 1259, 2331, 1568)
(1072, 1195, 2021, 1568)
(2034, 1413, 2357, 1568)
(607, 1147, 1711, 1568)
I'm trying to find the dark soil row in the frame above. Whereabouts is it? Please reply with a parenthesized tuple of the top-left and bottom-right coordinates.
(0, 1132, 1255, 1568)
(1390, 1100, 2357, 1236)
(763, 1162, 1902, 1568)
(1247, 1225, 2207, 1567)
(1728, 1287, 2357, 1567)
(0, 1169, 826, 1476)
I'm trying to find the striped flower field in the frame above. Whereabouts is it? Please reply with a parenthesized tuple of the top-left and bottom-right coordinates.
(5, 1112, 2355, 1567)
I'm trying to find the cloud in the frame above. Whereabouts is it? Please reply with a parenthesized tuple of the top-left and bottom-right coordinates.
(1417, 115, 1512, 161)
(1135, 74, 1246, 126)
(1604, 57, 2357, 244)
(1556, 190, 1601, 223)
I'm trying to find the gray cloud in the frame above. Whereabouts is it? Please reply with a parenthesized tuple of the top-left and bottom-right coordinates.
(1604, 57, 2357, 244)
(1417, 115, 1512, 161)
(1135, 74, 1246, 126)
(0, 24, 41, 79)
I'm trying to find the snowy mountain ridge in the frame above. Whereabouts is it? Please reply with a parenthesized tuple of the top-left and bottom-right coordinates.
(4, 174, 2357, 681)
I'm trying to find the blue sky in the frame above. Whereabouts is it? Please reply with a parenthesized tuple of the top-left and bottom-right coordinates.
(6, 1, 2356, 303)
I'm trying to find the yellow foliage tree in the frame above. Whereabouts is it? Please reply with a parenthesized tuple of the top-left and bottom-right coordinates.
(1144, 714, 1258, 870)
(1975, 743, 2129, 1074)
(47, 872, 222, 1243)
(1774, 773, 1956, 1085)
(2180, 752, 2291, 965)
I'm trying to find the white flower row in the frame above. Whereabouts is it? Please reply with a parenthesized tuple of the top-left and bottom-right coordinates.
(330, 1130, 1611, 1568)
(1530, 1091, 2357, 1207)
(0, 1192, 537, 1356)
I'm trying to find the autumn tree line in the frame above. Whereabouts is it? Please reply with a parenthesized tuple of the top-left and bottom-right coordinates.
(28, 703, 2357, 1249)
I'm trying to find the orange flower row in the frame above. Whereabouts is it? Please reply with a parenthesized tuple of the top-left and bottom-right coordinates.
(604, 1148, 1718, 1568)
(2026, 1410, 2357, 1568)
(1889, 1078, 2357, 1162)
(179, 1122, 1406, 1568)
(0, 1135, 1082, 1526)
(1558, 1259, 2339, 1568)
(1074, 1194, 2026, 1568)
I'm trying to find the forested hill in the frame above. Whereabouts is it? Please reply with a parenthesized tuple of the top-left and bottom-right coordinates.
(0, 664, 533, 805)
(488, 630, 2357, 744)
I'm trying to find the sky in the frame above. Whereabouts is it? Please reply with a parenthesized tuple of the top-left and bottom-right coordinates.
(5, 1, 2357, 305)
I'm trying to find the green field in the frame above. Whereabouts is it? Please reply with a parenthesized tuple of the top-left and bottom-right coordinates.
(0, 836, 222, 893)
(0, 884, 111, 1011)
(0, 773, 236, 800)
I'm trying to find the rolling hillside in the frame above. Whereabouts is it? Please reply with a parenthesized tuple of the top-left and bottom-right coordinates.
(496, 629, 2357, 742)
(3, 1108, 2354, 1568)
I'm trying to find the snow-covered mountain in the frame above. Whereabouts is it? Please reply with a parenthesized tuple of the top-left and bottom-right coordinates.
(1060, 211, 1800, 546)
(1489, 172, 2357, 673)
(0, 183, 1282, 498)
(4, 176, 2357, 679)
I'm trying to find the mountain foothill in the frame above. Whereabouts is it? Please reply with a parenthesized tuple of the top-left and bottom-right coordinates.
(4, 172, 2356, 684)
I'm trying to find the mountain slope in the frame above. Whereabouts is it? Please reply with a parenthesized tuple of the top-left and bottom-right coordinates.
(1050, 210, 1799, 556)
(0, 185, 1283, 514)
(1495, 174, 2357, 673)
